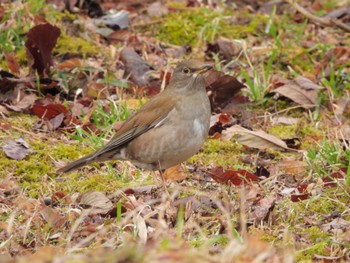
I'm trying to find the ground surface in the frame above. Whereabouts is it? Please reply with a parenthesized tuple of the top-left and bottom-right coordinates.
(0, 0, 350, 262)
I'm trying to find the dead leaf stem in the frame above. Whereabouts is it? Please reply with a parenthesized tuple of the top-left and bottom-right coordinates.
(286, 0, 350, 32)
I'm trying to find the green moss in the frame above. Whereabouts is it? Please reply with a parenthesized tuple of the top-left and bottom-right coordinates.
(55, 32, 99, 57)
(151, 7, 268, 46)
(276, 194, 347, 226)
(302, 226, 329, 243)
(4, 113, 38, 130)
(189, 139, 246, 168)
(299, 125, 323, 138)
(46, 9, 77, 24)
(188, 234, 228, 249)
(268, 124, 298, 139)
(294, 240, 328, 261)
(0, 114, 142, 198)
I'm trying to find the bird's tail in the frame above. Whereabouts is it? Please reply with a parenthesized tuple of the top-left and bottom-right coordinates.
(57, 154, 95, 173)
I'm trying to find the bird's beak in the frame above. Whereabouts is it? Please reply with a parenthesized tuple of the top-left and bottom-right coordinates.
(195, 65, 213, 74)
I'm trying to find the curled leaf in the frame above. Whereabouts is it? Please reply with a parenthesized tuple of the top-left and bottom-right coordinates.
(78, 190, 114, 215)
(222, 125, 291, 151)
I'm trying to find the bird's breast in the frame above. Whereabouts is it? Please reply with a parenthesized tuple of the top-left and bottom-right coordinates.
(193, 118, 207, 137)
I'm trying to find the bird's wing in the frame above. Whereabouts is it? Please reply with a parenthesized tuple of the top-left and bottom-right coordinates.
(89, 93, 178, 159)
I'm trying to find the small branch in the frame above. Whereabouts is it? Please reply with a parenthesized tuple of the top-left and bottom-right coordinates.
(286, 0, 350, 32)
(5, 124, 57, 141)
(132, 19, 164, 28)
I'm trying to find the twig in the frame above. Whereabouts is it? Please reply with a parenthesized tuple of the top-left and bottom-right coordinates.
(286, 0, 350, 32)
(3, 124, 57, 141)
(132, 19, 164, 28)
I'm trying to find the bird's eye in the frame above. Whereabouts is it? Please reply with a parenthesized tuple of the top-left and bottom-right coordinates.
(182, 67, 190, 74)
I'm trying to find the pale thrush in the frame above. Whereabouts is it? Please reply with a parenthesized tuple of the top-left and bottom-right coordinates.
(58, 59, 212, 173)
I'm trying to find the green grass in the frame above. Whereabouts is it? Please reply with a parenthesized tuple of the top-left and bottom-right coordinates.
(306, 140, 350, 177)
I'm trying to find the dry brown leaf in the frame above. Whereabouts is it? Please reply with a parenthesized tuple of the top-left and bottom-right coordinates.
(2, 138, 31, 160)
(56, 58, 82, 70)
(333, 95, 349, 118)
(277, 159, 307, 178)
(0, 175, 20, 195)
(25, 23, 61, 77)
(294, 76, 324, 90)
(0, 105, 10, 116)
(147, 2, 169, 17)
(248, 195, 276, 223)
(330, 123, 350, 141)
(46, 112, 65, 131)
(6, 94, 36, 112)
(134, 214, 147, 244)
(120, 47, 154, 86)
(271, 116, 299, 125)
(4, 52, 20, 74)
(222, 125, 290, 151)
(273, 84, 317, 108)
(40, 206, 66, 229)
(13, 197, 38, 217)
(272, 76, 323, 109)
(321, 218, 350, 232)
(205, 70, 245, 113)
(206, 37, 243, 60)
(164, 165, 188, 182)
(78, 190, 114, 215)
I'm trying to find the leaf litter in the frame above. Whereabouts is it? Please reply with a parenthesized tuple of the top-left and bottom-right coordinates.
(0, 0, 350, 262)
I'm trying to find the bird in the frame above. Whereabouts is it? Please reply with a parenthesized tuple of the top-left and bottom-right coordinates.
(57, 59, 212, 174)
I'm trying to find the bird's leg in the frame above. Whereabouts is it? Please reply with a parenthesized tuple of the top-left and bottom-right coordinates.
(157, 161, 170, 197)
(158, 169, 170, 196)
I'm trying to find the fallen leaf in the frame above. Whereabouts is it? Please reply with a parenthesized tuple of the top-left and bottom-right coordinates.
(47, 112, 65, 130)
(78, 190, 114, 215)
(208, 166, 259, 185)
(0, 174, 20, 195)
(6, 94, 36, 112)
(164, 45, 191, 58)
(0, 105, 11, 116)
(120, 47, 154, 86)
(0, 4, 5, 21)
(321, 218, 350, 232)
(272, 76, 323, 109)
(277, 159, 307, 178)
(56, 58, 82, 70)
(134, 214, 147, 244)
(147, 2, 169, 17)
(52, 191, 71, 204)
(290, 184, 310, 202)
(249, 195, 276, 223)
(172, 195, 218, 215)
(0, 70, 18, 92)
(25, 23, 61, 77)
(13, 197, 38, 217)
(2, 138, 31, 160)
(222, 125, 290, 151)
(4, 52, 20, 74)
(333, 95, 349, 119)
(294, 76, 324, 90)
(206, 37, 242, 60)
(31, 102, 68, 119)
(271, 117, 299, 125)
(163, 165, 188, 182)
(323, 167, 347, 188)
(40, 206, 66, 229)
(209, 113, 237, 136)
(205, 70, 246, 112)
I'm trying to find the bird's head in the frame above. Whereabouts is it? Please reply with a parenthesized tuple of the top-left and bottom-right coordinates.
(169, 59, 212, 91)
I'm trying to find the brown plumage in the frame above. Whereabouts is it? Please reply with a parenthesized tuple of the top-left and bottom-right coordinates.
(57, 59, 212, 173)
